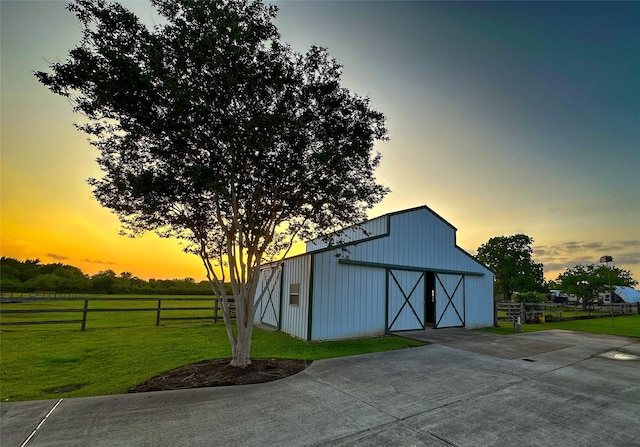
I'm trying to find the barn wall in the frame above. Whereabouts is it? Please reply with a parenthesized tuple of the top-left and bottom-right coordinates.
(279, 255, 312, 340)
(461, 274, 495, 328)
(330, 211, 491, 275)
(310, 251, 386, 340)
(344, 210, 488, 274)
(338, 210, 444, 266)
(305, 214, 388, 252)
(380, 210, 456, 268)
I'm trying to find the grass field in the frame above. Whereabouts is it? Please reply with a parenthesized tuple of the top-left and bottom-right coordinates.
(0, 296, 219, 329)
(0, 298, 425, 401)
(483, 313, 640, 337)
(2, 298, 638, 402)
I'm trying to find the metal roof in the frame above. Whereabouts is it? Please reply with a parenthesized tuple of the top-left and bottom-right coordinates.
(615, 286, 640, 303)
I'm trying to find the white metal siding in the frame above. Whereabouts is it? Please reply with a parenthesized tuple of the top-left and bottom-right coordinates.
(341, 212, 488, 277)
(306, 215, 388, 252)
(311, 251, 386, 340)
(462, 274, 495, 328)
(279, 255, 312, 340)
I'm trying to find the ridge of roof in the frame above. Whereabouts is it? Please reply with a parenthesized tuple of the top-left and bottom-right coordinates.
(378, 205, 457, 231)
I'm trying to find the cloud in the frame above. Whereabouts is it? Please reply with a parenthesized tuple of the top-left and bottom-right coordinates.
(536, 240, 640, 256)
(616, 252, 640, 265)
(534, 240, 640, 280)
(46, 253, 70, 261)
(82, 258, 116, 265)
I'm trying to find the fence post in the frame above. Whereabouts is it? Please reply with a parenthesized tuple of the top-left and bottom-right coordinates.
(213, 298, 220, 324)
(493, 301, 497, 327)
(156, 299, 162, 326)
(81, 299, 88, 331)
(558, 304, 562, 321)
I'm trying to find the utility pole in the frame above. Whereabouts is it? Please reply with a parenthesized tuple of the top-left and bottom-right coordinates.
(599, 256, 613, 326)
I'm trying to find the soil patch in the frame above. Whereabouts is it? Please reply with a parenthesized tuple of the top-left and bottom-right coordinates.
(129, 358, 311, 393)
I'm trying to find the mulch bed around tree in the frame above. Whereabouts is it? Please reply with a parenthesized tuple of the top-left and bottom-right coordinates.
(128, 358, 311, 393)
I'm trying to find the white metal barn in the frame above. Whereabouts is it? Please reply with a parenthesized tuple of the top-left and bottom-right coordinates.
(254, 206, 494, 341)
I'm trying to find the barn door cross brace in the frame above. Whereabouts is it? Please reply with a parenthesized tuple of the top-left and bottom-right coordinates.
(388, 270, 425, 330)
(435, 274, 464, 327)
(260, 268, 281, 327)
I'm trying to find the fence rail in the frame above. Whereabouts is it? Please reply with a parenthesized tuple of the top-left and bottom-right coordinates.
(496, 301, 639, 327)
(0, 297, 235, 331)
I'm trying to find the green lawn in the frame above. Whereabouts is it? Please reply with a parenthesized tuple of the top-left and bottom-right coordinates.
(0, 296, 218, 329)
(482, 313, 640, 338)
(2, 298, 637, 402)
(0, 323, 424, 402)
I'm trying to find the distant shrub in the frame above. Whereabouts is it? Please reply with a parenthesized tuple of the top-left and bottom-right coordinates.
(513, 291, 547, 303)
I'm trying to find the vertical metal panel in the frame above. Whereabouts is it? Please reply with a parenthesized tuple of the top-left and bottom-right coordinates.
(461, 274, 495, 328)
(305, 215, 388, 252)
(279, 255, 312, 340)
(310, 250, 386, 340)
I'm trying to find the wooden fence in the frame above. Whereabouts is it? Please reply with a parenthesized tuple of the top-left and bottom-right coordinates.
(496, 301, 639, 327)
(0, 297, 235, 331)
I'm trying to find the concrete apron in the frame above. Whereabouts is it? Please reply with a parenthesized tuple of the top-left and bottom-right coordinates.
(396, 327, 575, 359)
(2, 329, 639, 447)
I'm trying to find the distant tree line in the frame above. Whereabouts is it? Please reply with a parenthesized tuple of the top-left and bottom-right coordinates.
(0, 257, 217, 295)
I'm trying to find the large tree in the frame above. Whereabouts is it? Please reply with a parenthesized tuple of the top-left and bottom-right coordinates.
(36, 0, 388, 367)
(556, 263, 637, 305)
(475, 234, 544, 301)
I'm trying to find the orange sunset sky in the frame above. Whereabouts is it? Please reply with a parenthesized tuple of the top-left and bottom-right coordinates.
(1, 1, 639, 283)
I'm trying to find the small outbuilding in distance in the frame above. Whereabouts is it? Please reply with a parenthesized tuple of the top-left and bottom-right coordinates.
(254, 205, 494, 341)
(606, 286, 640, 304)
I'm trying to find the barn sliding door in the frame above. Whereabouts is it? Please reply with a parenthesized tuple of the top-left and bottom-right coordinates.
(257, 265, 282, 328)
(435, 273, 465, 328)
(386, 269, 426, 332)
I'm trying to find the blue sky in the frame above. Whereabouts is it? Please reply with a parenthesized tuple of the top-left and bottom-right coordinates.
(1, 1, 639, 282)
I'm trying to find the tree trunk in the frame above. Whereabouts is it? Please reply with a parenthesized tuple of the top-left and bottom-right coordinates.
(202, 252, 262, 369)
(230, 327, 252, 368)
(227, 279, 259, 368)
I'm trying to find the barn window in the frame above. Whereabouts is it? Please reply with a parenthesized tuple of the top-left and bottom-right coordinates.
(290, 283, 300, 306)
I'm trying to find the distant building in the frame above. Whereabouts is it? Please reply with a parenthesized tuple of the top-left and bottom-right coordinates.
(599, 286, 640, 304)
(253, 206, 494, 341)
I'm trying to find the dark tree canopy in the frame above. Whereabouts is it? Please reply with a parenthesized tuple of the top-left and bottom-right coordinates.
(35, 0, 388, 366)
(475, 234, 544, 301)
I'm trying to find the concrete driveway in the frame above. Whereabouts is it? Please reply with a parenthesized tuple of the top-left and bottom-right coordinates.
(2, 329, 639, 446)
